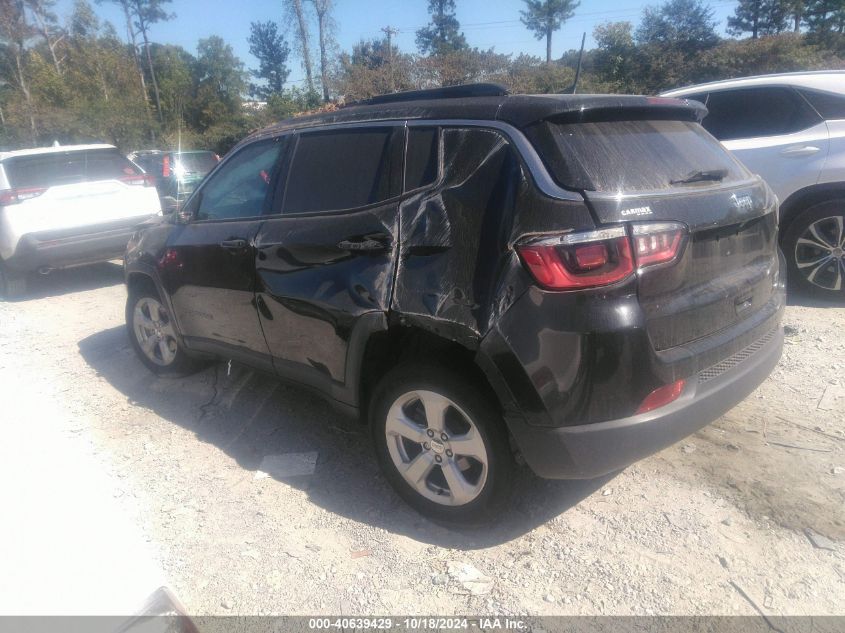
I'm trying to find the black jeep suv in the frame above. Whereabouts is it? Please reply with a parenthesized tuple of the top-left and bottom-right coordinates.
(124, 84, 785, 523)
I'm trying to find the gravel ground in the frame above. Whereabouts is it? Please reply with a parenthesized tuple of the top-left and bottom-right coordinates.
(1, 262, 843, 617)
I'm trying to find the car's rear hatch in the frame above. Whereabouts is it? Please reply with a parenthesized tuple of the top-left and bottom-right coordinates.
(523, 109, 779, 351)
(1, 148, 161, 234)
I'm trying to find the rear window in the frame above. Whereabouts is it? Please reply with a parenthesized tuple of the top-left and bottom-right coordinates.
(173, 152, 218, 176)
(3, 148, 141, 189)
(527, 119, 748, 193)
(131, 154, 162, 173)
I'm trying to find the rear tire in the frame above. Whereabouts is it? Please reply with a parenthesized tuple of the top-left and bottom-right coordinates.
(369, 363, 513, 525)
(782, 199, 845, 301)
(0, 262, 27, 300)
(126, 284, 205, 376)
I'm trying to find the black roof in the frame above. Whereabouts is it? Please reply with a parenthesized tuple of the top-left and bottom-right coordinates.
(248, 84, 706, 142)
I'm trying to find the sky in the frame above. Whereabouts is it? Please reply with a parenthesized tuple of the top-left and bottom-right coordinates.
(56, 0, 738, 86)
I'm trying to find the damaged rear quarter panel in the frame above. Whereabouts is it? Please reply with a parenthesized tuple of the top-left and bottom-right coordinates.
(392, 126, 595, 348)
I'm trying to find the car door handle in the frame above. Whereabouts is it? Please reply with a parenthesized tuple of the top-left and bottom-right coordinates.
(337, 235, 390, 252)
(220, 238, 248, 250)
(779, 145, 821, 157)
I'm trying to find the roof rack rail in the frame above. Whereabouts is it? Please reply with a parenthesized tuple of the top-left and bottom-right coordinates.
(365, 83, 509, 105)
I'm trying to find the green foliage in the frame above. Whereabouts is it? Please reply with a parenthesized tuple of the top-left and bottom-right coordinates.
(334, 38, 415, 101)
(592, 21, 642, 92)
(804, 0, 845, 50)
(499, 53, 575, 93)
(187, 35, 249, 151)
(520, 0, 580, 62)
(728, 0, 792, 38)
(637, 0, 720, 51)
(415, 48, 511, 87)
(151, 44, 194, 126)
(248, 21, 291, 99)
(416, 0, 468, 56)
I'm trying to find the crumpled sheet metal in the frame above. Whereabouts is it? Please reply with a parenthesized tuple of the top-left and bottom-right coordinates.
(392, 127, 594, 347)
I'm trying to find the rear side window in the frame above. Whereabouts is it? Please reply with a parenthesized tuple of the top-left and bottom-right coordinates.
(283, 127, 401, 214)
(3, 149, 141, 189)
(799, 89, 845, 120)
(405, 127, 439, 191)
(527, 119, 748, 193)
(702, 87, 821, 140)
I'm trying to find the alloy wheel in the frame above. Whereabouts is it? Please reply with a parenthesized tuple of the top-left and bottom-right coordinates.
(794, 214, 845, 291)
(384, 390, 488, 507)
(133, 297, 178, 366)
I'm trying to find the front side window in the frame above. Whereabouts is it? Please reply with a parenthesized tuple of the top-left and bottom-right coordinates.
(283, 127, 402, 214)
(194, 140, 282, 221)
(702, 87, 821, 141)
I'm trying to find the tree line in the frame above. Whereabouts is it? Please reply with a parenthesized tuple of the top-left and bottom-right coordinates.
(1, 0, 843, 154)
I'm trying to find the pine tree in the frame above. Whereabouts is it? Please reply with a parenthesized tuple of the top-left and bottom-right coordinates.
(520, 0, 580, 64)
(415, 0, 468, 56)
(247, 21, 290, 99)
(728, 0, 791, 38)
(804, 0, 845, 35)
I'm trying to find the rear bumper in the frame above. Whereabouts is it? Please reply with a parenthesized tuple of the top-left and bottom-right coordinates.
(4, 215, 156, 271)
(506, 325, 783, 479)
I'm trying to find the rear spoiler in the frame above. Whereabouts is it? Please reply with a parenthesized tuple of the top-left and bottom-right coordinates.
(498, 95, 708, 128)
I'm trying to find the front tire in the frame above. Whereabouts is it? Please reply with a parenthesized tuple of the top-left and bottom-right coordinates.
(782, 200, 845, 300)
(369, 363, 513, 525)
(126, 285, 204, 376)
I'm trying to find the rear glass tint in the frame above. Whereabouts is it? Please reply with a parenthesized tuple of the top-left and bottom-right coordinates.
(174, 152, 218, 176)
(702, 87, 820, 140)
(800, 89, 845, 120)
(3, 148, 141, 189)
(527, 119, 748, 193)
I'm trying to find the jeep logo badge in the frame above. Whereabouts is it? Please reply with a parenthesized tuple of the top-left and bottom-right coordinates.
(730, 194, 754, 212)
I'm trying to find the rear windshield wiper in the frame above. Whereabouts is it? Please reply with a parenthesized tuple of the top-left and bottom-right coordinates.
(670, 169, 728, 185)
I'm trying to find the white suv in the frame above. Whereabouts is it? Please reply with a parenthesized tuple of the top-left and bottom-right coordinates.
(664, 71, 845, 299)
(0, 144, 162, 298)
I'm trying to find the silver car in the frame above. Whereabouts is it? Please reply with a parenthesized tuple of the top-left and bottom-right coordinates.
(664, 71, 845, 299)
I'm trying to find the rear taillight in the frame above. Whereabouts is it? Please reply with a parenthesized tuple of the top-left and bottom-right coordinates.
(162, 155, 171, 178)
(636, 378, 686, 414)
(517, 227, 634, 290)
(631, 222, 685, 267)
(517, 222, 686, 291)
(0, 187, 47, 205)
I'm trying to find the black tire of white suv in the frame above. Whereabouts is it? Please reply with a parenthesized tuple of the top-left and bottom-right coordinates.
(369, 363, 513, 525)
(126, 285, 206, 376)
(0, 262, 27, 300)
(783, 199, 845, 300)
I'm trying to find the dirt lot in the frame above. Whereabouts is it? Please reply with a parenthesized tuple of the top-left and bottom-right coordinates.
(1, 262, 843, 617)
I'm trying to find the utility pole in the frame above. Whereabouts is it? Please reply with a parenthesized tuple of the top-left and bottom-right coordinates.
(381, 25, 399, 92)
